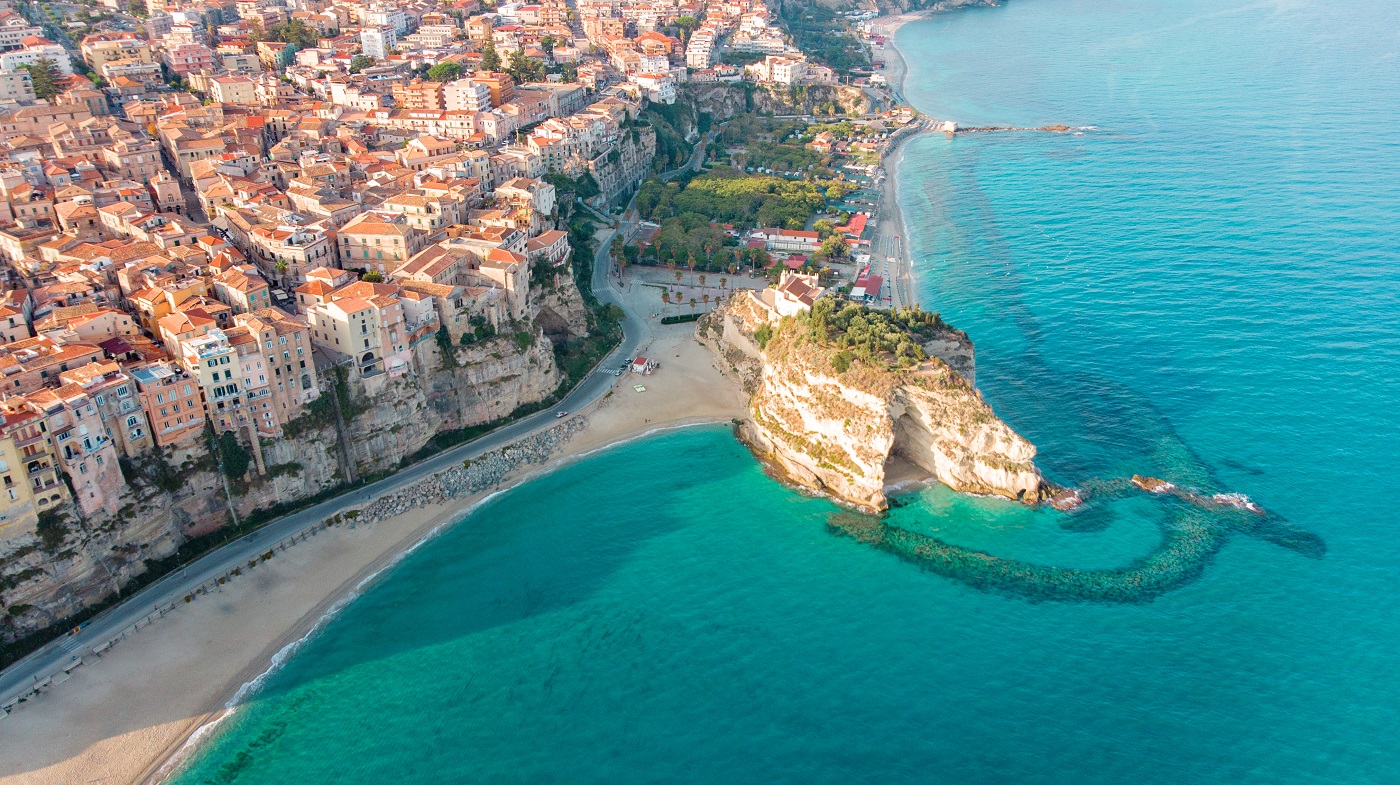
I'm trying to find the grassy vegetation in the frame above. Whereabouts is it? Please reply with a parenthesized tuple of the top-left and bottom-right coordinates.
(739, 141, 824, 173)
(718, 117, 805, 147)
(636, 168, 829, 229)
(640, 102, 702, 172)
(797, 298, 961, 371)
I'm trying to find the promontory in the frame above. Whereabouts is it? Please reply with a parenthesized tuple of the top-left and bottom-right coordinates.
(700, 274, 1048, 512)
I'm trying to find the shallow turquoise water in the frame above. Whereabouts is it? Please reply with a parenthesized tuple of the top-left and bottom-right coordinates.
(174, 0, 1400, 782)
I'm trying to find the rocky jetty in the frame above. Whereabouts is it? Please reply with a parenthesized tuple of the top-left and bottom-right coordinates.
(349, 418, 588, 526)
(700, 291, 1046, 511)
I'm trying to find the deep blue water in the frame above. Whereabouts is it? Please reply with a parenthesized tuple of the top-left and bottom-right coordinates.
(172, 0, 1400, 782)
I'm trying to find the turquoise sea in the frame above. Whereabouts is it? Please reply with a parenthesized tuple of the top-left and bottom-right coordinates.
(173, 0, 1400, 782)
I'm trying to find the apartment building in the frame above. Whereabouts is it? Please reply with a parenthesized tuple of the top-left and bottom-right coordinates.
(360, 26, 396, 59)
(209, 76, 258, 104)
(130, 361, 205, 451)
(247, 223, 336, 285)
(337, 211, 427, 274)
(59, 361, 152, 459)
(0, 399, 66, 542)
(26, 384, 125, 519)
(162, 42, 216, 75)
(302, 279, 411, 377)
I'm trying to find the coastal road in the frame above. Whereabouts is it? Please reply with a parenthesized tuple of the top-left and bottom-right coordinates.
(0, 214, 648, 710)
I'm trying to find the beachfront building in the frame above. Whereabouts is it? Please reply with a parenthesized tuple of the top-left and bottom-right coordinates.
(753, 228, 822, 254)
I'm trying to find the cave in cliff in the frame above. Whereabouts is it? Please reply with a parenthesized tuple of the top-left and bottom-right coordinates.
(885, 410, 940, 489)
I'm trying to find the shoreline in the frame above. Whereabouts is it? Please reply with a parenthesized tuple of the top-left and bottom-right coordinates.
(869, 11, 928, 311)
(0, 325, 747, 785)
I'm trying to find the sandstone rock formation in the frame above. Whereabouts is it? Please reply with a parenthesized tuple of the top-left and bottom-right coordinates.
(701, 291, 1045, 511)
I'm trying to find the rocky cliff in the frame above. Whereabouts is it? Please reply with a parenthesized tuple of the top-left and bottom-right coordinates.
(0, 277, 585, 644)
(682, 83, 872, 121)
(700, 291, 1044, 511)
(883, 0, 1002, 13)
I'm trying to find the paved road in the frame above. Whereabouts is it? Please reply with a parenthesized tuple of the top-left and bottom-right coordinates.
(0, 216, 645, 709)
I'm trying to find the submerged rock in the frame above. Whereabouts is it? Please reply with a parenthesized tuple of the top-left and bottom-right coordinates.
(1131, 475, 1177, 494)
(1046, 487, 1084, 512)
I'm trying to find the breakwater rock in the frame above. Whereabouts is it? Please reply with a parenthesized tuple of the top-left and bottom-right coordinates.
(349, 418, 588, 526)
(829, 487, 1322, 604)
(700, 291, 1046, 511)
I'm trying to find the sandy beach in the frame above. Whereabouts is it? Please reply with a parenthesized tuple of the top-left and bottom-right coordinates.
(868, 11, 929, 311)
(0, 322, 746, 785)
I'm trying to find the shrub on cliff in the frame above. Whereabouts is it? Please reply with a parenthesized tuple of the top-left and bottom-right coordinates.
(797, 299, 955, 370)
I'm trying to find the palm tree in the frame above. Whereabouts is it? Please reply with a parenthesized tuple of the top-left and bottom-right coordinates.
(720, 277, 728, 290)
(661, 291, 670, 304)
(274, 259, 289, 285)
(702, 293, 710, 307)
(674, 270, 683, 284)
(689, 297, 697, 314)
(698, 274, 706, 289)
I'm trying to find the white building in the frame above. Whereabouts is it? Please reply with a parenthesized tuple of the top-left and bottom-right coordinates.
(745, 55, 806, 86)
(686, 31, 715, 69)
(0, 40, 74, 74)
(633, 72, 676, 105)
(364, 5, 408, 34)
(772, 272, 824, 317)
(0, 69, 32, 103)
(443, 77, 491, 112)
(360, 26, 397, 60)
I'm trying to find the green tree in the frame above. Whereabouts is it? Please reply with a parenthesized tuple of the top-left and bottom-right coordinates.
(506, 48, 544, 84)
(479, 37, 501, 72)
(20, 58, 62, 101)
(674, 15, 699, 44)
(813, 219, 836, 239)
(267, 19, 321, 49)
(126, 0, 147, 18)
(539, 35, 556, 56)
(820, 233, 848, 258)
(360, 270, 384, 282)
(218, 431, 251, 478)
(426, 61, 463, 81)
(349, 54, 375, 73)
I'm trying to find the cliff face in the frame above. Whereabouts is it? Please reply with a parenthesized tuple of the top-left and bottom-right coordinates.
(884, 0, 1001, 13)
(682, 84, 872, 121)
(701, 291, 1044, 511)
(0, 320, 567, 640)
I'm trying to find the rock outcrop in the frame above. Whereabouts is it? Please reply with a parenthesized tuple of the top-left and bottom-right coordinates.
(682, 83, 872, 122)
(701, 291, 1045, 511)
